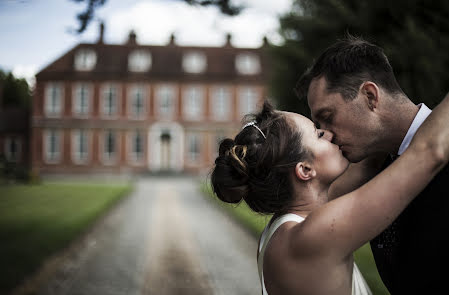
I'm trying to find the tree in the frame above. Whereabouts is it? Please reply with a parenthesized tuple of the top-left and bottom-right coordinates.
(71, 0, 242, 33)
(0, 70, 32, 109)
(269, 0, 449, 114)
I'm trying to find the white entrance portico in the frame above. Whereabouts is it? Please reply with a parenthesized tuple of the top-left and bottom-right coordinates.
(148, 122, 184, 172)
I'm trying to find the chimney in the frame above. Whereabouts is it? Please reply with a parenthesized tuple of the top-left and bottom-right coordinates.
(224, 33, 233, 47)
(127, 30, 137, 45)
(97, 22, 105, 44)
(168, 33, 176, 46)
(261, 36, 269, 47)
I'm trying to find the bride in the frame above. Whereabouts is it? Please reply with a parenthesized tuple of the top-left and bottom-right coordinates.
(211, 94, 449, 294)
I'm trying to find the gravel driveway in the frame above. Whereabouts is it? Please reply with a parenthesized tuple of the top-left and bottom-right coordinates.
(28, 176, 260, 295)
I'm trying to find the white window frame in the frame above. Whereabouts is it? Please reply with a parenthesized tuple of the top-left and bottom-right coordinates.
(127, 85, 147, 120)
(74, 48, 97, 71)
(127, 130, 145, 165)
(43, 129, 62, 164)
(210, 86, 232, 121)
(182, 85, 204, 120)
(101, 130, 119, 165)
(4, 137, 21, 162)
(235, 52, 261, 75)
(186, 132, 201, 164)
(238, 86, 259, 117)
(155, 85, 176, 119)
(128, 50, 152, 72)
(44, 82, 64, 117)
(71, 129, 91, 165)
(182, 51, 207, 74)
(101, 83, 121, 118)
(72, 83, 92, 117)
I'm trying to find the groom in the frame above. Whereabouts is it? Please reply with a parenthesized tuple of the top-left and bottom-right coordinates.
(295, 37, 449, 294)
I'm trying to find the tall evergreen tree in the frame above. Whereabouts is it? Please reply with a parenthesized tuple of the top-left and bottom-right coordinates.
(0, 70, 31, 109)
(269, 0, 449, 114)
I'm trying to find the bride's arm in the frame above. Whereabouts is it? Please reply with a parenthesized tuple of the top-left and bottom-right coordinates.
(297, 92, 449, 257)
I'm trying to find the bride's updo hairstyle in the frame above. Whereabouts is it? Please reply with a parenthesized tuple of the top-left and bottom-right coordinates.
(211, 100, 311, 215)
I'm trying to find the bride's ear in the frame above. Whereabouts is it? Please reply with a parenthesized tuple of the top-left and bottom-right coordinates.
(295, 162, 316, 181)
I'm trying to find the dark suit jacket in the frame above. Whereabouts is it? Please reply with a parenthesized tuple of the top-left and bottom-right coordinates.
(370, 158, 449, 294)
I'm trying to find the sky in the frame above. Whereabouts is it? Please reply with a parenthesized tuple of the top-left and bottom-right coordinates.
(0, 0, 292, 87)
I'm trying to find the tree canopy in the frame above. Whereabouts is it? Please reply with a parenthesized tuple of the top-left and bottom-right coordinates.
(269, 0, 449, 115)
(71, 0, 242, 33)
(0, 70, 32, 109)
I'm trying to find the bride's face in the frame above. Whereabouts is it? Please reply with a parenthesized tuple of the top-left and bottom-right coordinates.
(284, 112, 349, 184)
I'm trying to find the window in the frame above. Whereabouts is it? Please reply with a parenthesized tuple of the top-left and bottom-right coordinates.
(73, 83, 91, 116)
(128, 50, 152, 72)
(235, 53, 261, 75)
(129, 130, 144, 163)
(72, 130, 89, 164)
(101, 84, 119, 117)
(211, 86, 231, 121)
(45, 83, 63, 117)
(182, 51, 207, 73)
(128, 85, 146, 119)
(102, 130, 117, 164)
(238, 87, 258, 117)
(187, 133, 201, 163)
(156, 85, 176, 119)
(4, 137, 21, 162)
(44, 130, 61, 164)
(74, 48, 97, 71)
(182, 86, 204, 120)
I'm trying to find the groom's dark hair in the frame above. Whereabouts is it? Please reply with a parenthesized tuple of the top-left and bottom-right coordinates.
(295, 35, 404, 101)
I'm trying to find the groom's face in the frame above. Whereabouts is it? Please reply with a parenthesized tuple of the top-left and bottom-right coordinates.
(307, 77, 376, 163)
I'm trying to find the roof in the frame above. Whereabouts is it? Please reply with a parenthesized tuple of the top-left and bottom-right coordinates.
(36, 40, 271, 83)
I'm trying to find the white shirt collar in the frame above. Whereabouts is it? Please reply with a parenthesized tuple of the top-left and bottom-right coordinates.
(397, 103, 432, 155)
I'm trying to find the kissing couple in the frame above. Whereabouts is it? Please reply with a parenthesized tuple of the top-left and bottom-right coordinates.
(212, 37, 449, 295)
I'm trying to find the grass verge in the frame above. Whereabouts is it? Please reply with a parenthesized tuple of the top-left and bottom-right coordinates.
(200, 181, 390, 295)
(0, 182, 132, 294)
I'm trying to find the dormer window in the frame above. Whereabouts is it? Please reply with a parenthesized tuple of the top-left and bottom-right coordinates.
(235, 53, 261, 75)
(182, 51, 207, 73)
(74, 48, 97, 71)
(128, 50, 152, 72)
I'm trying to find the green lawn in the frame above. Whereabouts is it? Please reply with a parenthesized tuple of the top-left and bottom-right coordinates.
(201, 182, 390, 295)
(0, 182, 132, 294)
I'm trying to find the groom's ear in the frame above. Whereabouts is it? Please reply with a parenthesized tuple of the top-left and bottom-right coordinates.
(295, 161, 316, 181)
(361, 82, 379, 111)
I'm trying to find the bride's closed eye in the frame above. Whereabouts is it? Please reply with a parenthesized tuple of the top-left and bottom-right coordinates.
(318, 131, 325, 138)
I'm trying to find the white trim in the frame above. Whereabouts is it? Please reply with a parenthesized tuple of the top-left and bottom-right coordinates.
(74, 48, 97, 71)
(238, 86, 259, 118)
(127, 84, 147, 120)
(155, 84, 177, 120)
(43, 129, 62, 164)
(210, 86, 232, 121)
(4, 137, 22, 162)
(100, 129, 119, 165)
(71, 129, 91, 165)
(100, 83, 121, 119)
(185, 132, 202, 165)
(182, 85, 204, 121)
(128, 50, 152, 72)
(127, 130, 145, 166)
(72, 82, 93, 118)
(44, 82, 64, 118)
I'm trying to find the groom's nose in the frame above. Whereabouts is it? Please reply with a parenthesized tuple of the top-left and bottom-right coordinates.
(321, 129, 334, 142)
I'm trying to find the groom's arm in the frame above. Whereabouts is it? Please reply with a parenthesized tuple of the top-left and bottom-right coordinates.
(328, 153, 387, 200)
